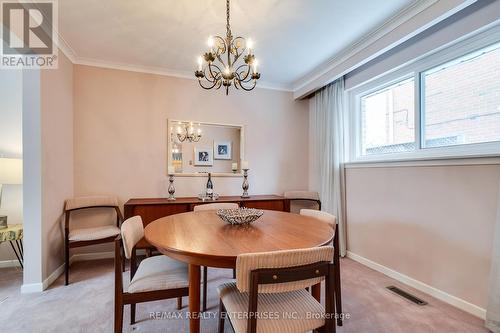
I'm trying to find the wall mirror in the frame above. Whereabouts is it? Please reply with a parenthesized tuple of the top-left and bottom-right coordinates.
(167, 119, 245, 176)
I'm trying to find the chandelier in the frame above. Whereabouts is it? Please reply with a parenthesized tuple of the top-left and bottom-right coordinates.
(176, 122, 202, 143)
(195, 0, 260, 95)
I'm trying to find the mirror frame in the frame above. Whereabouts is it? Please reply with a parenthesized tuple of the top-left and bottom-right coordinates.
(167, 119, 245, 177)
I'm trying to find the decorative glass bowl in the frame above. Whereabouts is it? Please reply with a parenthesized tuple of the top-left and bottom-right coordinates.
(216, 208, 264, 225)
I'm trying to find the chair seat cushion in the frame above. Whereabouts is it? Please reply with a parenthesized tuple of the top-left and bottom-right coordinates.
(217, 282, 325, 333)
(68, 225, 120, 242)
(128, 255, 189, 293)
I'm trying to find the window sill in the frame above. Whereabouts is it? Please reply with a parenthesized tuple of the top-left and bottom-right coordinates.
(344, 154, 500, 169)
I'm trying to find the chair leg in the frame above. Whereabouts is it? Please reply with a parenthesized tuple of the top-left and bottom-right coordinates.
(232, 268, 236, 279)
(202, 266, 208, 312)
(115, 301, 124, 333)
(218, 300, 226, 333)
(335, 260, 342, 326)
(130, 303, 136, 325)
(177, 297, 183, 310)
(65, 243, 70, 285)
(121, 246, 126, 272)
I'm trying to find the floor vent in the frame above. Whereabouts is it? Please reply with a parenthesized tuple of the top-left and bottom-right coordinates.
(386, 286, 428, 306)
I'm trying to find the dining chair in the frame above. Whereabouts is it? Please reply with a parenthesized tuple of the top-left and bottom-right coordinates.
(115, 216, 189, 333)
(194, 202, 239, 311)
(300, 209, 343, 327)
(217, 246, 337, 333)
(64, 196, 123, 285)
(284, 190, 321, 213)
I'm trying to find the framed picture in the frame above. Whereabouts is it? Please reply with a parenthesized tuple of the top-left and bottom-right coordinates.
(214, 141, 232, 160)
(194, 147, 213, 166)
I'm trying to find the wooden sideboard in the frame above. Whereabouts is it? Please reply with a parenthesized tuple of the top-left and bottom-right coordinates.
(124, 195, 291, 225)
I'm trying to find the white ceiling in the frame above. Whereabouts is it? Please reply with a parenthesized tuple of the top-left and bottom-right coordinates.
(59, 0, 413, 90)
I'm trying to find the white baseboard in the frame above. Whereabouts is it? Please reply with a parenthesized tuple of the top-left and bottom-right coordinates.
(0, 259, 21, 268)
(346, 251, 486, 319)
(20, 282, 44, 293)
(43, 262, 66, 291)
(21, 251, 115, 294)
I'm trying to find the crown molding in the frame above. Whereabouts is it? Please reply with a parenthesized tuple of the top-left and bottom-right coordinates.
(75, 56, 196, 80)
(54, 33, 77, 63)
(72, 56, 292, 92)
(292, 0, 439, 93)
(255, 81, 293, 92)
(293, 0, 480, 98)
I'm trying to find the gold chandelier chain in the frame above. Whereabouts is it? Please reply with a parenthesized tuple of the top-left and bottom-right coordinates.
(226, 0, 231, 38)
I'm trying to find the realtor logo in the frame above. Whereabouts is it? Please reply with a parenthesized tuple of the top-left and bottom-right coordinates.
(1, 0, 58, 68)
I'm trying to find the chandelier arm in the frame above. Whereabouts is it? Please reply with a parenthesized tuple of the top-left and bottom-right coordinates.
(233, 70, 243, 82)
(216, 56, 226, 69)
(235, 64, 252, 82)
(233, 72, 257, 91)
(232, 36, 246, 47)
(198, 78, 219, 90)
(234, 63, 246, 73)
(232, 50, 243, 66)
(235, 67, 253, 83)
(214, 36, 226, 55)
(232, 36, 247, 59)
(207, 63, 223, 81)
(203, 67, 217, 83)
(215, 51, 228, 70)
(235, 79, 257, 91)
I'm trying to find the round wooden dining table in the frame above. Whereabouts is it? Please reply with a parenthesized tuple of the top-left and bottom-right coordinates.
(144, 209, 334, 333)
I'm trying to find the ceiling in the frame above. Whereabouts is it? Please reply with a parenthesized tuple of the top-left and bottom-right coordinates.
(59, 0, 414, 90)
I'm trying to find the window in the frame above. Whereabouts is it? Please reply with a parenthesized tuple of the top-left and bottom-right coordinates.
(361, 78, 415, 155)
(350, 32, 500, 162)
(422, 44, 500, 148)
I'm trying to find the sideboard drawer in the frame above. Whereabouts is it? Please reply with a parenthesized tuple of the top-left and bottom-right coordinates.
(242, 200, 285, 211)
(132, 204, 190, 225)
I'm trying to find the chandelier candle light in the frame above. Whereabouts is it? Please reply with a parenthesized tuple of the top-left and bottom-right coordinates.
(195, 0, 261, 95)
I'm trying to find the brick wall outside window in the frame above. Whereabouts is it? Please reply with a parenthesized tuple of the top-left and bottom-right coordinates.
(361, 44, 500, 155)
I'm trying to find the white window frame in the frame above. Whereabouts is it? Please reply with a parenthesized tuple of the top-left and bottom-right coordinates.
(347, 26, 500, 164)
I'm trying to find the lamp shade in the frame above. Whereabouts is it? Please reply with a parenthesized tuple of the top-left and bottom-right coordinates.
(0, 158, 23, 184)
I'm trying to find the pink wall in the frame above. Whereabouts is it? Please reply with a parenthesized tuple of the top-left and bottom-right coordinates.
(72, 65, 309, 252)
(40, 52, 74, 279)
(345, 163, 500, 309)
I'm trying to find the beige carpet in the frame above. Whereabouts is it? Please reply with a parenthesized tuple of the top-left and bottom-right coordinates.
(0, 258, 489, 333)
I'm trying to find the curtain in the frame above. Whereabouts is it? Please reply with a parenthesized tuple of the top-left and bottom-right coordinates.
(486, 183, 500, 332)
(309, 78, 347, 256)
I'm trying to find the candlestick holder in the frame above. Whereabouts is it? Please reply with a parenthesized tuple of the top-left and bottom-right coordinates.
(241, 169, 250, 198)
(167, 174, 176, 201)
